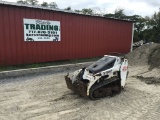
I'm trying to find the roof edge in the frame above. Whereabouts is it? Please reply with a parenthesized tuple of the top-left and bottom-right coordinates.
(0, 1, 134, 22)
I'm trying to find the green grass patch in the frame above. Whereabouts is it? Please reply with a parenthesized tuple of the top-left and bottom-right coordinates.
(0, 57, 101, 72)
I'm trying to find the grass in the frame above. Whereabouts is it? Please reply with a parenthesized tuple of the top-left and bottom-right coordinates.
(0, 57, 100, 72)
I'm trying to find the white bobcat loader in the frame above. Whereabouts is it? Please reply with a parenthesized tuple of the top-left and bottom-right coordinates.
(65, 55, 129, 99)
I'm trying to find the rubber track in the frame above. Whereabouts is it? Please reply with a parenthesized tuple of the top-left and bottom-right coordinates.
(89, 77, 121, 100)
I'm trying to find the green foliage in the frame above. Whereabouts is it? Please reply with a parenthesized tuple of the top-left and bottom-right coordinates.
(17, 0, 28, 4)
(17, 0, 58, 8)
(104, 13, 115, 18)
(49, 2, 58, 9)
(104, 8, 126, 19)
(75, 9, 81, 13)
(27, 0, 38, 5)
(129, 15, 146, 42)
(41, 2, 48, 7)
(74, 8, 94, 15)
(114, 8, 126, 19)
(17, 0, 38, 5)
(130, 15, 146, 33)
(150, 11, 160, 28)
(143, 9, 160, 42)
(133, 31, 140, 42)
(64, 6, 71, 10)
(81, 8, 93, 15)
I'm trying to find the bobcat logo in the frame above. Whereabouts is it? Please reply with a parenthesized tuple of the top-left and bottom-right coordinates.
(26, 37, 34, 41)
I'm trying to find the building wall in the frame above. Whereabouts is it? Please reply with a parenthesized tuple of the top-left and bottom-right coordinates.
(0, 4, 133, 66)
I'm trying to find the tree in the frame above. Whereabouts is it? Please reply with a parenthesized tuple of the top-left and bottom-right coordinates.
(75, 9, 82, 13)
(49, 2, 58, 9)
(81, 8, 93, 15)
(104, 13, 115, 18)
(145, 16, 152, 29)
(64, 6, 71, 10)
(114, 8, 125, 19)
(17, 0, 28, 4)
(127, 15, 146, 42)
(104, 7, 126, 19)
(17, 0, 38, 5)
(41, 2, 48, 7)
(26, 0, 38, 5)
(150, 10, 160, 28)
(92, 7, 105, 16)
(131, 15, 146, 34)
(144, 9, 160, 42)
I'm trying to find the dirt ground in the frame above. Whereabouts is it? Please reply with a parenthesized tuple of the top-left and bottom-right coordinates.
(0, 65, 160, 120)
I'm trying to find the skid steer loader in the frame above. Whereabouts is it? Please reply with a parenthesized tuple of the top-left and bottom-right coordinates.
(65, 55, 129, 99)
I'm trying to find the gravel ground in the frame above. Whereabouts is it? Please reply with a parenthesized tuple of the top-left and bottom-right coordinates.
(0, 66, 160, 120)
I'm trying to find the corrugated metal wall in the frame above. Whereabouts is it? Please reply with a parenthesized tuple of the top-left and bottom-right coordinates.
(0, 4, 133, 66)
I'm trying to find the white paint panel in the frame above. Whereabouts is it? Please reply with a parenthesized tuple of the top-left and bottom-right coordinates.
(23, 18, 60, 41)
